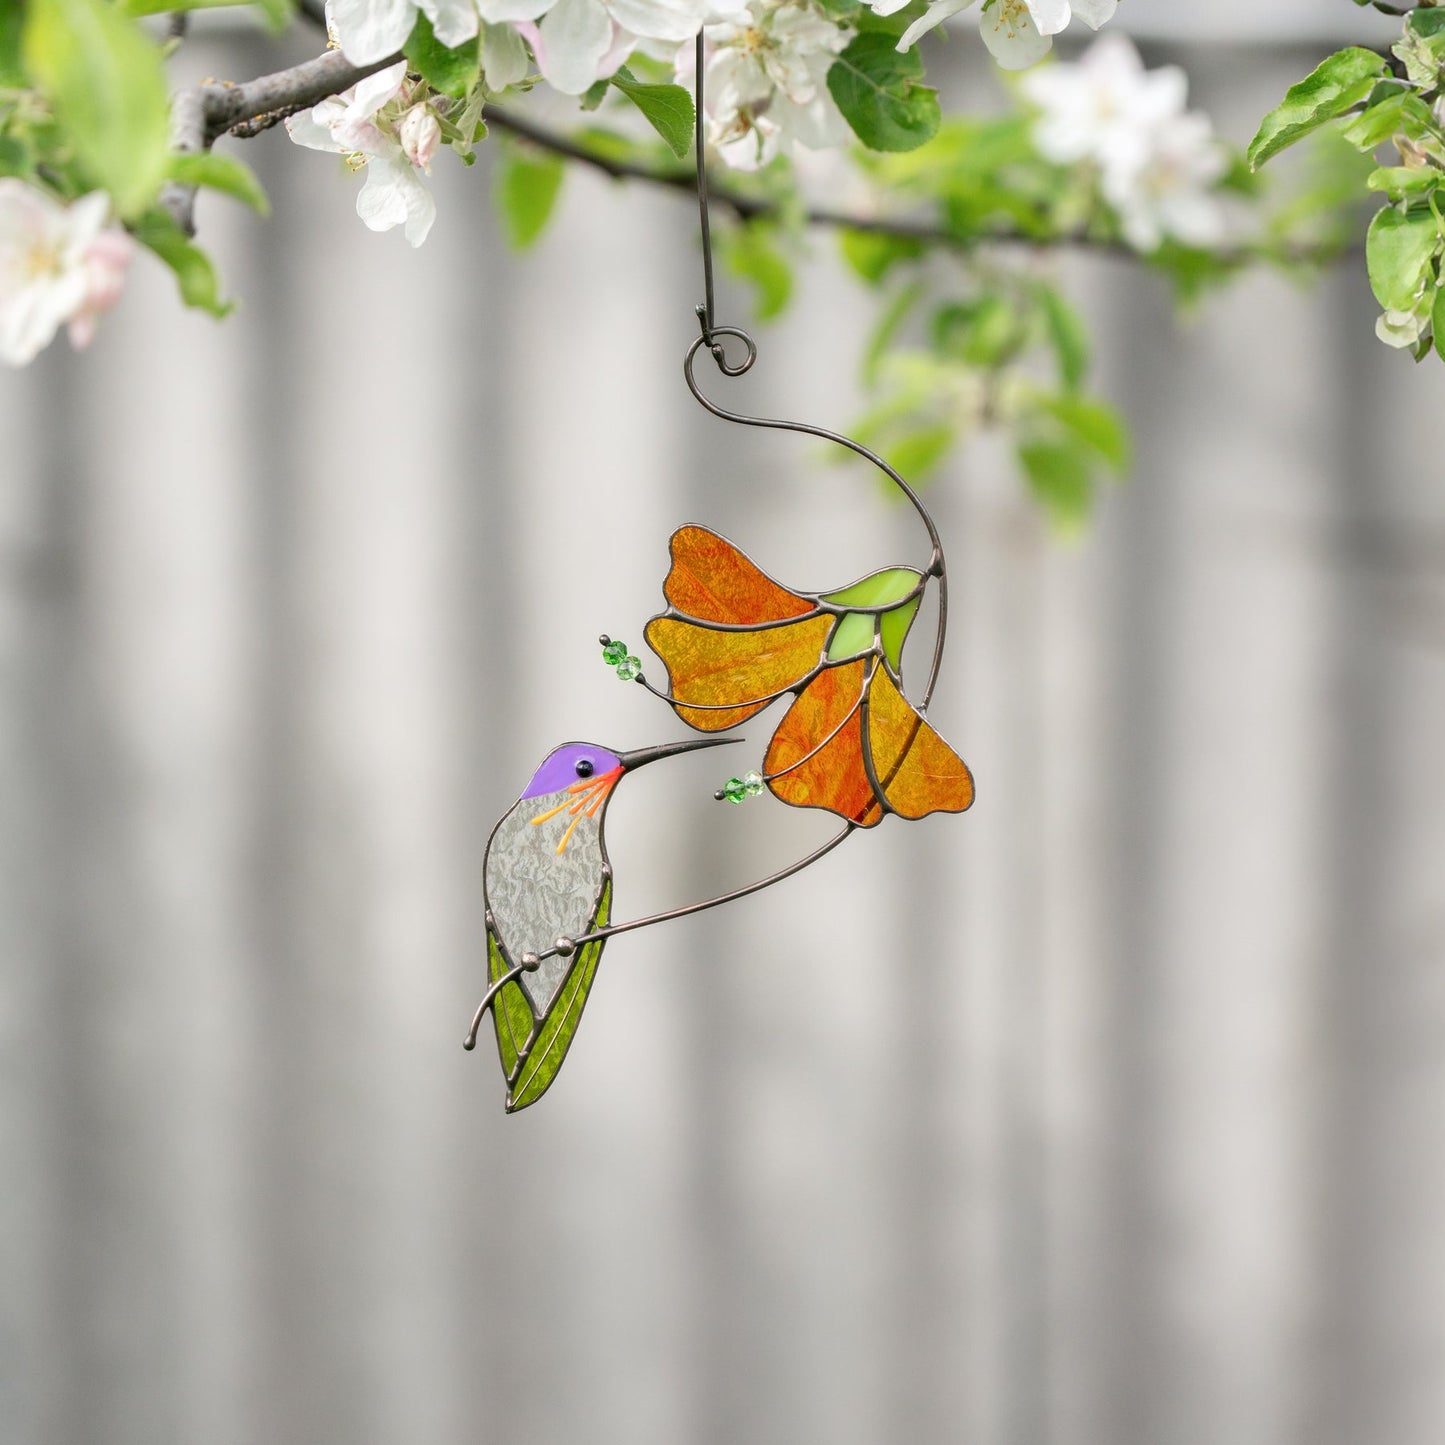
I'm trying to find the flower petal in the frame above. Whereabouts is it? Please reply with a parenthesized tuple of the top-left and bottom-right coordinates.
(1023, 0, 1071, 38)
(765, 661, 879, 824)
(1069, 0, 1116, 27)
(537, 0, 614, 94)
(356, 153, 437, 245)
(979, 1, 1052, 69)
(865, 667, 974, 819)
(661, 525, 815, 624)
(421, 0, 481, 46)
(329, 0, 416, 63)
(895, 0, 974, 51)
(644, 612, 834, 730)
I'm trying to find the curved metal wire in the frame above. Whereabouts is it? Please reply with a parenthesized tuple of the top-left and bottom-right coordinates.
(686, 33, 949, 710)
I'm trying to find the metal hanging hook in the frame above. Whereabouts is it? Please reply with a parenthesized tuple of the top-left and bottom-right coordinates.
(687, 30, 949, 708)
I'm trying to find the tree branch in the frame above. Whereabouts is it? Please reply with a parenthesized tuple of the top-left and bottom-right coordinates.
(159, 32, 1346, 274)
(163, 46, 401, 233)
(479, 105, 1345, 270)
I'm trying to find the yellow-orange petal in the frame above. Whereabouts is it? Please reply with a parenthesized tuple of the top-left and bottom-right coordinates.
(867, 667, 974, 819)
(645, 612, 834, 731)
(662, 526, 815, 625)
(764, 660, 880, 825)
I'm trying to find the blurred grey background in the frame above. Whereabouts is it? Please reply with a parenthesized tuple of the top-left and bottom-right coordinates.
(2, 4, 1443, 1444)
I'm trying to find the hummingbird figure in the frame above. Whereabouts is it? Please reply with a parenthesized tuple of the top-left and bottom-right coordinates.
(465, 734, 736, 1112)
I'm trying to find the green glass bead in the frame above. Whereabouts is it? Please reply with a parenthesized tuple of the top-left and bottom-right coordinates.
(743, 770, 765, 797)
(722, 776, 748, 805)
(602, 639, 628, 666)
(615, 655, 642, 681)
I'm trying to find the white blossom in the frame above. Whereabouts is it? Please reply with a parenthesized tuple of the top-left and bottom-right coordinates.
(329, 0, 481, 65)
(521, 0, 737, 97)
(681, 0, 851, 171)
(1376, 304, 1431, 350)
(883, 0, 1117, 64)
(1021, 29, 1183, 170)
(0, 182, 131, 367)
(1023, 34, 1226, 253)
(1103, 111, 1226, 251)
(286, 62, 438, 246)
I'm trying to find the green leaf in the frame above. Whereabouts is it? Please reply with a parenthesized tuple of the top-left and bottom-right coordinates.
(877, 423, 954, 483)
(405, 12, 480, 99)
(719, 225, 793, 320)
(1433, 285, 1445, 363)
(1036, 285, 1089, 391)
(120, 0, 293, 24)
(1366, 204, 1442, 311)
(1018, 438, 1094, 532)
(861, 279, 922, 386)
(580, 79, 611, 112)
(1366, 165, 1439, 200)
(827, 33, 940, 154)
(1038, 394, 1130, 474)
(1246, 47, 1389, 170)
(130, 209, 234, 317)
(0, 3, 23, 86)
(1339, 90, 1441, 152)
(496, 145, 565, 250)
(839, 227, 924, 284)
(22, 0, 171, 218)
(609, 68, 695, 159)
(166, 152, 270, 215)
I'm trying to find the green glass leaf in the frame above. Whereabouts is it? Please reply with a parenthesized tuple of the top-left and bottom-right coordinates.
(879, 597, 921, 669)
(1246, 47, 1389, 171)
(1366, 205, 1442, 312)
(824, 568, 924, 667)
(826, 612, 876, 661)
(827, 34, 940, 154)
(406, 12, 480, 98)
(609, 68, 695, 160)
(823, 566, 922, 609)
(496, 144, 565, 250)
(130, 209, 234, 317)
(22, 0, 171, 219)
(166, 151, 270, 215)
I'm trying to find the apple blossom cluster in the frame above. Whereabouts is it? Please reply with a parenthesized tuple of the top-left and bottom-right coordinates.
(287, 62, 452, 245)
(683, 0, 852, 171)
(295, 0, 1126, 235)
(1022, 32, 1226, 253)
(0, 181, 131, 367)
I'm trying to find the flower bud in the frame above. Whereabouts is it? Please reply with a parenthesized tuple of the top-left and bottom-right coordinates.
(398, 103, 442, 173)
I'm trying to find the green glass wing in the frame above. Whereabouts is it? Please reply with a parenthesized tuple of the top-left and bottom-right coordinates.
(489, 877, 612, 1113)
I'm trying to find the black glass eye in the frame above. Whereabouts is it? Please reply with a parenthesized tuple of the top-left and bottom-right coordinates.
(575, 758, 594, 778)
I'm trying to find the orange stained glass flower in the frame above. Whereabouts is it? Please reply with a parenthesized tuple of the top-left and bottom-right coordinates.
(643, 525, 974, 828)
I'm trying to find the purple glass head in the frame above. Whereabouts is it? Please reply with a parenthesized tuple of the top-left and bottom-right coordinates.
(520, 743, 624, 800)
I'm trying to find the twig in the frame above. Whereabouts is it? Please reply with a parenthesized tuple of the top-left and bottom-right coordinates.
(163, 47, 401, 233)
